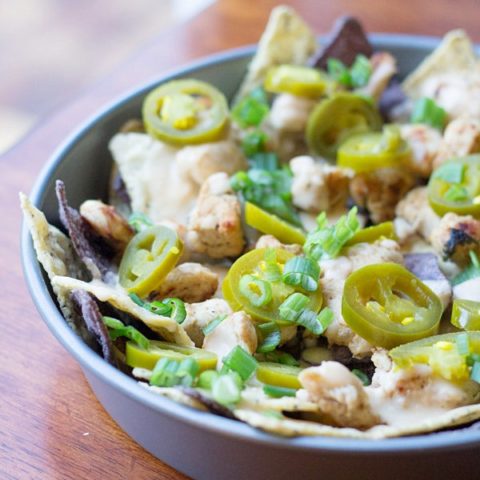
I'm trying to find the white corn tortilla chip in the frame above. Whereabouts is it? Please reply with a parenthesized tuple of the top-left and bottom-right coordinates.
(52, 275, 194, 346)
(235, 403, 480, 439)
(20, 193, 89, 336)
(138, 382, 208, 411)
(402, 29, 477, 99)
(234, 5, 317, 101)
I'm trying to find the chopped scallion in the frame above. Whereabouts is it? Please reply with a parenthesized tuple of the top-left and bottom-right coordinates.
(222, 346, 258, 381)
(327, 58, 351, 87)
(149, 357, 199, 388)
(196, 369, 220, 390)
(102, 316, 150, 350)
(231, 87, 269, 128)
(202, 315, 227, 336)
(257, 322, 281, 353)
(304, 207, 360, 261)
(282, 256, 320, 292)
(263, 248, 283, 282)
(239, 274, 273, 307)
(249, 152, 279, 171)
(163, 297, 187, 324)
(263, 384, 297, 398)
(128, 212, 153, 232)
(349, 55, 372, 88)
(242, 129, 268, 157)
(278, 292, 309, 322)
(352, 368, 370, 386)
(263, 351, 300, 366)
(212, 372, 242, 405)
(411, 97, 447, 130)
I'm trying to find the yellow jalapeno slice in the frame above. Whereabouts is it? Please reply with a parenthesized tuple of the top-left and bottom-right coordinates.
(142, 79, 229, 145)
(344, 221, 396, 247)
(264, 65, 332, 98)
(390, 332, 480, 382)
(306, 92, 382, 161)
(119, 225, 183, 297)
(245, 202, 306, 245)
(126, 340, 217, 371)
(427, 155, 480, 218)
(451, 299, 480, 331)
(337, 125, 411, 172)
(342, 263, 442, 349)
(256, 362, 303, 389)
(222, 248, 323, 324)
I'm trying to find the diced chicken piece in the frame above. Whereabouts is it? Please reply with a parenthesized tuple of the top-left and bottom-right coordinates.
(298, 361, 381, 429)
(393, 217, 417, 244)
(430, 212, 480, 265)
(370, 350, 478, 410)
(183, 299, 232, 347)
(320, 239, 403, 357)
(290, 156, 352, 213)
(80, 200, 134, 253)
(453, 277, 480, 303)
(255, 235, 303, 255)
(176, 138, 248, 186)
(350, 168, 415, 224)
(202, 311, 257, 361)
(357, 52, 397, 101)
(399, 124, 442, 177)
(395, 187, 441, 240)
(150, 263, 218, 304)
(269, 93, 317, 133)
(186, 173, 245, 258)
(434, 116, 480, 169)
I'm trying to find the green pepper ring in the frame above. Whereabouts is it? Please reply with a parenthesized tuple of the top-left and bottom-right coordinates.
(142, 79, 229, 145)
(306, 92, 382, 161)
(428, 155, 480, 218)
(342, 263, 443, 349)
(222, 248, 323, 324)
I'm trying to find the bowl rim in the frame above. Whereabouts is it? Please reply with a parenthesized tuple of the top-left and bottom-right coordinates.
(21, 32, 480, 454)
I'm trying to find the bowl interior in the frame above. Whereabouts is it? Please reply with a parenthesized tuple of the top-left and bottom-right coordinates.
(22, 34, 480, 452)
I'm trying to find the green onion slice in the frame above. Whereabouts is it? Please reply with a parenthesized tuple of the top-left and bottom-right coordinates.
(278, 292, 310, 322)
(102, 316, 150, 350)
(212, 372, 243, 405)
(202, 314, 227, 336)
(411, 97, 447, 130)
(282, 256, 320, 292)
(471, 361, 480, 384)
(304, 207, 360, 261)
(263, 384, 297, 398)
(223, 346, 258, 381)
(128, 212, 154, 233)
(150, 357, 199, 388)
(257, 322, 281, 353)
(351, 368, 370, 386)
(239, 274, 273, 307)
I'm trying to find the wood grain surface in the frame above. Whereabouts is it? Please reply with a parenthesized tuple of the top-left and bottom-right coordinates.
(2, 0, 479, 478)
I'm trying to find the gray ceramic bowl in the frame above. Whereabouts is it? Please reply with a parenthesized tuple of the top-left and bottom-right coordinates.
(22, 35, 480, 480)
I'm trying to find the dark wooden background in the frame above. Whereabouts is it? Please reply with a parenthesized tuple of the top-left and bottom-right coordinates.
(2, 0, 479, 478)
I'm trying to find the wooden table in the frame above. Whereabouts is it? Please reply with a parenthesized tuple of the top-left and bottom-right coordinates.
(2, 0, 479, 478)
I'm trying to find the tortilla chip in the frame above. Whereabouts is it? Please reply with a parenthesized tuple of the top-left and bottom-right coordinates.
(235, 403, 480, 439)
(310, 16, 373, 69)
(51, 275, 194, 346)
(234, 5, 317, 101)
(20, 193, 89, 337)
(402, 30, 477, 99)
(138, 382, 208, 411)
